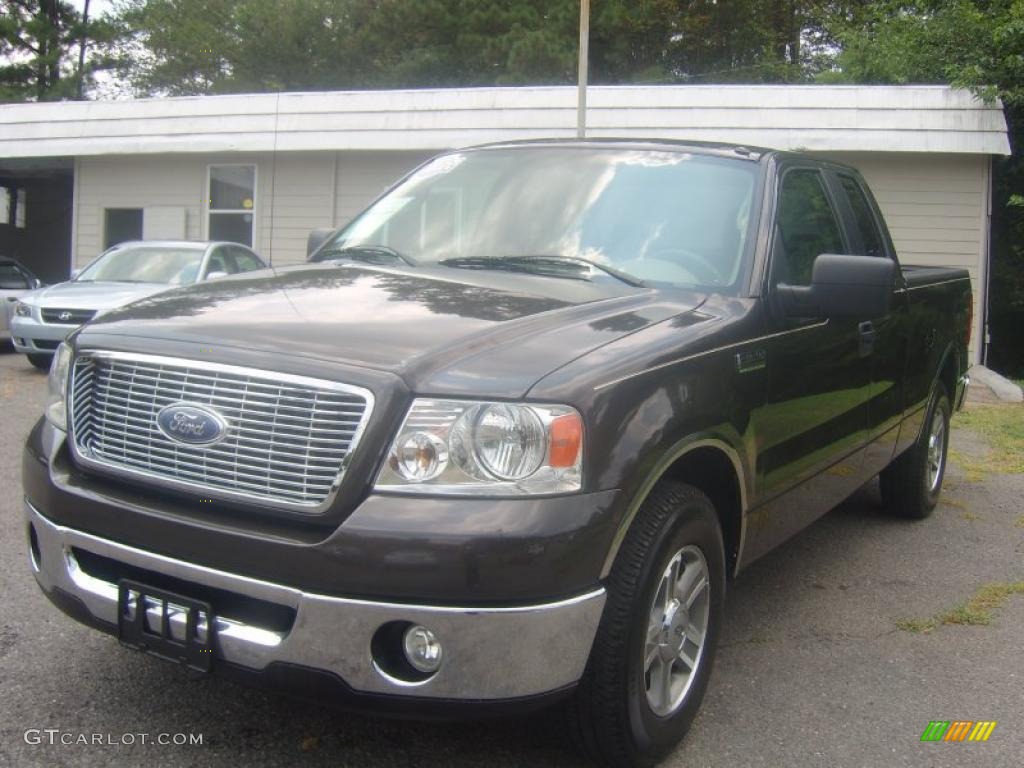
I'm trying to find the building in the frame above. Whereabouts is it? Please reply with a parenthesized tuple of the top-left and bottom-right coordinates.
(0, 85, 1010, 362)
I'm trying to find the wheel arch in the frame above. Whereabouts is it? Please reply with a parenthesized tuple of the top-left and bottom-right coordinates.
(601, 436, 750, 580)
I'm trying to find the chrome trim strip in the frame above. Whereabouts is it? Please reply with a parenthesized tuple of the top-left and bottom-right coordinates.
(896, 277, 972, 293)
(26, 500, 605, 700)
(594, 319, 828, 391)
(67, 350, 375, 514)
(599, 437, 749, 579)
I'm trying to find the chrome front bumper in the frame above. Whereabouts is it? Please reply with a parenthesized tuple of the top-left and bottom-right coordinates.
(26, 500, 605, 700)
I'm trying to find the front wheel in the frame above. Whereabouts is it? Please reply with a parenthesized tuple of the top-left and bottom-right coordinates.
(567, 482, 725, 767)
(27, 353, 52, 371)
(880, 383, 951, 519)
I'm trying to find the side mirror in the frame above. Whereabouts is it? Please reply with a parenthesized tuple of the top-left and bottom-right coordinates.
(777, 254, 895, 319)
(31, 278, 43, 289)
(307, 228, 335, 258)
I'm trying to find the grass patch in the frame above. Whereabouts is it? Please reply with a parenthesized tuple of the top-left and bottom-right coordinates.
(898, 582, 1024, 632)
(960, 511, 980, 521)
(895, 617, 937, 633)
(950, 405, 1024, 477)
(1016, 515, 1024, 529)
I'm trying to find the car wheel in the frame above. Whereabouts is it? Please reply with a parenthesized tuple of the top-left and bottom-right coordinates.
(567, 481, 725, 767)
(27, 353, 52, 371)
(880, 382, 951, 519)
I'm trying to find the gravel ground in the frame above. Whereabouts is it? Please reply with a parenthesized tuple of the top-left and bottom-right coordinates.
(0, 342, 1021, 767)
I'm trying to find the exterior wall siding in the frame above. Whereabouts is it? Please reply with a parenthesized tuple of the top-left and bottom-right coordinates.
(76, 154, 206, 265)
(75, 151, 433, 268)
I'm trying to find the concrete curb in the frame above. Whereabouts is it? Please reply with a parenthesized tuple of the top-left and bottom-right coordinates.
(968, 365, 1024, 403)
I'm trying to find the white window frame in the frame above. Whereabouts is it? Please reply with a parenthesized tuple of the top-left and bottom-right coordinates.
(206, 163, 257, 248)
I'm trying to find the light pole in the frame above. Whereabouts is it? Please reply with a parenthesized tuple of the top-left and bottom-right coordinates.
(577, 0, 590, 139)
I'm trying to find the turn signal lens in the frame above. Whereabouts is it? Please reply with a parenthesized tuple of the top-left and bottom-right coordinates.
(548, 413, 583, 468)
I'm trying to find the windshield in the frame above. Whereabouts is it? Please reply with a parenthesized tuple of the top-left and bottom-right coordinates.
(316, 148, 759, 291)
(76, 246, 206, 285)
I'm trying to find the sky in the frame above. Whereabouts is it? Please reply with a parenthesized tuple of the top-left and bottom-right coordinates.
(70, 0, 116, 17)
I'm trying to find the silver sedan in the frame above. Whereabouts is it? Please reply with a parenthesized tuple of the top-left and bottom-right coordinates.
(12, 240, 267, 369)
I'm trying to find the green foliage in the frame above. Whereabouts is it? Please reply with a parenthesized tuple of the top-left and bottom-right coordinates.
(0, 0, 115, 101)
(109, 0, 849, 95)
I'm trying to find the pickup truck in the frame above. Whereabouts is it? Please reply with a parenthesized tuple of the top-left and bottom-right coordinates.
(24, 141, 971, 767)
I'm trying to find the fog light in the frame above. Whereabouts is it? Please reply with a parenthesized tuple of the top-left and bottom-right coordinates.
(403, 625, 443, 673)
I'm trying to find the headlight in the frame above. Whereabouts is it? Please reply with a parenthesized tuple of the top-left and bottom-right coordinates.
(375, 399, 583, 495)
(45, 342, 72, 431)
(14, 301, 31, 317)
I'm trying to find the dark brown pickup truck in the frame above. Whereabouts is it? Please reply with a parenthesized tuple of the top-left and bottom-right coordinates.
(24, 141, 971, 767)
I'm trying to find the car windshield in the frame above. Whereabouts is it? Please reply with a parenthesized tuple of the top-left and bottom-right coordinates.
(315, 147, 759, 291)
(76, 246, 206, 285)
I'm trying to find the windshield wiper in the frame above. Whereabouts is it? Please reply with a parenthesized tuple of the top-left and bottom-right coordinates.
(314, 245, 417, 267)
(439, 254, 645, 287)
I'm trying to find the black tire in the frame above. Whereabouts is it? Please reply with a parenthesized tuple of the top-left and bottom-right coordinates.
(880, 383, 951, 519)
(27, 353, 52, 371)
(567, 482, 725, 767)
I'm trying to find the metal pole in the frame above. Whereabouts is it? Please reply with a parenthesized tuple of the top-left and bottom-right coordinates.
(577, 0, 589, 139)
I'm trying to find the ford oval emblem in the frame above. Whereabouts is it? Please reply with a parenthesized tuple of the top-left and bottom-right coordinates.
(156, 403, 228, 446)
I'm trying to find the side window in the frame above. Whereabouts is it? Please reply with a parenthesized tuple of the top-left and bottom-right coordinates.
(206, 247, 231, 276)
(230, 247, 265, 272)
(773, 169, 845, 286)
(837, 175, 885, 258)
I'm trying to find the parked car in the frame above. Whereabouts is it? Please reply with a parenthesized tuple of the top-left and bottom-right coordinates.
(12, 240, 267, 369)
(0, 256, 43, 337)
(24, 142, 971, 767)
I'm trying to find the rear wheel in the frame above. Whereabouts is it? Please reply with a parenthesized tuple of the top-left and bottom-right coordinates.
(567, 482, 725, 767)
(880, 383, 951, 519)
(27, 353, 52, 371)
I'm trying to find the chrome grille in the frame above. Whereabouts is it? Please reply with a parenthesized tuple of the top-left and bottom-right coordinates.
(69, 351, 373, 511)
(42, 308, 96, 325)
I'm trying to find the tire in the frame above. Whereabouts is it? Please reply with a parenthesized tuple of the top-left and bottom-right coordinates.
(27, 353, 52, 371)
(880, 383, 951, 519)
(567, 482, 725, 767)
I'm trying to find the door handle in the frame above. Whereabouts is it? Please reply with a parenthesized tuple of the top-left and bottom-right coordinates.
(858, 321, 876, 357)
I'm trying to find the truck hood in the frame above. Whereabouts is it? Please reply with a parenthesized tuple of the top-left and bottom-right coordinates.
(26, 280, 171, 311)
(82, 265, 705, 397)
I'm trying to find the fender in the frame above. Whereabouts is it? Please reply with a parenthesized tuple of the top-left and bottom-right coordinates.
(599, 432, 751, 580)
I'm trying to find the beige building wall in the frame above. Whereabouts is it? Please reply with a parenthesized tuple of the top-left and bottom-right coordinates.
(75, 150, 432, 268)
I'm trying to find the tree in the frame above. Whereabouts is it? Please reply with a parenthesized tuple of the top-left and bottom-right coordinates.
(112, 0, 851, 94)
(0, 0, 112, 101)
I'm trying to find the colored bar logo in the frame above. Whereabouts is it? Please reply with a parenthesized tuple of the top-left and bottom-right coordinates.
(921, 721, 997, 742)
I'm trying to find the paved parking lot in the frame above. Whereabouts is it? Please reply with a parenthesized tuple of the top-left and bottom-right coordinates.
(0, 342, 1021, 767)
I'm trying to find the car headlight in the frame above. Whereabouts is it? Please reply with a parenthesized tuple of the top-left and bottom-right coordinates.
(375, 399, 583, 495)
(14, 301, 31, 317)
(45, 342, 72, 431)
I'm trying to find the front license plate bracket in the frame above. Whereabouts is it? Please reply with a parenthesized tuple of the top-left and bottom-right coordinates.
(117, 579, 214, 673)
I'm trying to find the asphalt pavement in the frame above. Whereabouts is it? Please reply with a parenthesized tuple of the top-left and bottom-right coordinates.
(0, 342, 1021, 767)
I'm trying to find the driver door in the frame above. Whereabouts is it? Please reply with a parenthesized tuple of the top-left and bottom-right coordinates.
(746, 165, 871, 561)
